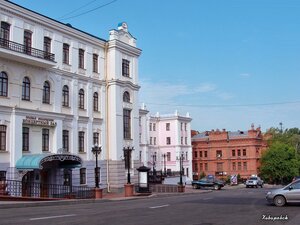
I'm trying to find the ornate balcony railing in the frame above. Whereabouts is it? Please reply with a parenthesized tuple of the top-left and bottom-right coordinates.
(0, 38, 55, 62)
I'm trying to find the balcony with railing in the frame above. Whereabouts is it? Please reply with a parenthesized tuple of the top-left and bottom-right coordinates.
(0, 38, 56, 68)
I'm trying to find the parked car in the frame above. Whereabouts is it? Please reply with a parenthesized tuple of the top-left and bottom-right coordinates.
(245, 176, 263, 188)
(192, 176, 225, 190)
(266, 179, 300, 206)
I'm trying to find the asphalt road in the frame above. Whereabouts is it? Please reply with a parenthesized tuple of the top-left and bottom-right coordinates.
(0, 187, 299, 225)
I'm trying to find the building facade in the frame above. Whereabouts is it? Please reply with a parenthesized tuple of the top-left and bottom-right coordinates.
(0, 1, 141, 192)
(192, 125, 267, 180)
(139, 110, 193, 180)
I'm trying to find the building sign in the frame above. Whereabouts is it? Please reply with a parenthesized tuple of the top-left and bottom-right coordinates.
(22, 116, 57, 127)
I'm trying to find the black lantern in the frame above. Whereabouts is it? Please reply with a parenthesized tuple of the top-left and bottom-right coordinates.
(92, 144, 101, 188)
(177, 153, 184, 186)
(123, 146, 134, 184)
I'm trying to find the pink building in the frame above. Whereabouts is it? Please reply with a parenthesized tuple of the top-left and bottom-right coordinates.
(145, 111, 193, 179)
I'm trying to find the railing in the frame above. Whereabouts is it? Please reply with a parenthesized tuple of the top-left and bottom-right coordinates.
(3, 180, 95, 199)
(0, 38, 55, 62)
(150, 184, 178, 193)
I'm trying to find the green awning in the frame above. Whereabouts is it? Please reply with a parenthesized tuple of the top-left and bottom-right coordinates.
(16, 154, 82, 170)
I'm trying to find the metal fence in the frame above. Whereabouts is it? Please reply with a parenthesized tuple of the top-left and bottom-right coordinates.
(0, 38, 55, 62)
(149, 184, 179, 193)
(2, 180, 95, 199)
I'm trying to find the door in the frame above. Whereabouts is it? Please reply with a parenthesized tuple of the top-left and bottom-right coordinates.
(40, 170, 48, 198)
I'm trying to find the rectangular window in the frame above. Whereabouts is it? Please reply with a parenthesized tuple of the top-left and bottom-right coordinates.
(232, 162, 236, 171)
(1, 22, 10, 43)
(62, 130, 69, 152)
(93, 54, 98, 73)
(166, 123, 170, 131)
(238, 162, 242, 170)
(153, 123, 156, 131)
(204, 163, 208, 171)
(63, 43, 69, 64)
(243, 149, 247, 156)
(78, 131, 85, 152)
(150, 137, 152, 145)
(216, 150, 222, 158)
(204, 151, 208, 158)
(243, 162, 247, 171)
(181, 137, 183, 145)
(194, 163, 198, 171)
(166, 137, 171, 145)
(200, 151, 203, 158)
(0, 171, 6, 181)
(43, 37, 51, 59)
(153, 137, 156, 145)
(123, 109, 131, 139)
(167, 152, 171, 161)
(185, 123, 187, 131)
(42, 129, 49, 151)
(122, 59, 130, 77)
(78, 48, 84, 69)
(0, 125, 6, 151)
(199, 163, 203, 171)
(93, 132, 99, 146)
(232, 149, 236, 157)
(237, 149, 241, 157)
(194, 151, 198, 158)
(185, 137, 187, 145)
(149, 123, 152, 131)
(24, 30, 32, 54)
(22, 127, 29, 152)
(80, 168, 86, 185)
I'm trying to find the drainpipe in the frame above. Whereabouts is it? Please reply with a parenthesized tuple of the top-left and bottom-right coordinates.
(104, 42, 111, 192)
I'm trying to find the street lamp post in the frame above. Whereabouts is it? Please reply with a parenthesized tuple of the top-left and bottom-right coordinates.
(178, 153, 184, 186)
(162, 153, 167, 176)
(92, 144, 101, 188)
(123, 146, 134, 184)
(152, 153, 156, 175)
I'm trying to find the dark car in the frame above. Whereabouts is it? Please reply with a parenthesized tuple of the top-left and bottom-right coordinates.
(192, 176, 225, 190)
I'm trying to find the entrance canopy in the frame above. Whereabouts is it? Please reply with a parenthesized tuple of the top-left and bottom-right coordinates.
(16, 154, 82, 170)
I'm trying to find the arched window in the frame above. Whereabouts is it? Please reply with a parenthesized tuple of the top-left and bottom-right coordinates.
(123, 91, 130, 103)
(93, 92, 98, 111)
(79, 89, 84, 109)
(0, 71, 8, 97)
(22, 77, 30, 101)
(62, 85, 69, 107)
(42, 81, 50, 104)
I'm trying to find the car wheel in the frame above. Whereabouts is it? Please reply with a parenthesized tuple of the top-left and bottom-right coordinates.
(274, 195, 286, 207)
(213, 184, 219, 190)
(255, 185, 258, 188)
(192, 184, 197, 189)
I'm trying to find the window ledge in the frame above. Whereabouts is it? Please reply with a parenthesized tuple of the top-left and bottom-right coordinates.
(0, 151, 8, 153)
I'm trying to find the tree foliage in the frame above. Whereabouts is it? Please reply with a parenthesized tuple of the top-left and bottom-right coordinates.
(260, 127, 300, 184)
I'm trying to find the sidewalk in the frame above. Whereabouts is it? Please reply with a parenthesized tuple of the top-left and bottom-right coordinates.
(0, 185, 212, 209)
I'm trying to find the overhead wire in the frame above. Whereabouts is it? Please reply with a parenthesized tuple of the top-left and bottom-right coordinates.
(58, 0, 118, 21)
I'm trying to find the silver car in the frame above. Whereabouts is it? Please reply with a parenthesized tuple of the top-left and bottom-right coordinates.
(245, 176, 263, 188)
(266, 179, 300, 206)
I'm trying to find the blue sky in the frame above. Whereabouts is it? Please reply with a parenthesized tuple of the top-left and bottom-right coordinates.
(11, 0, 300, 132)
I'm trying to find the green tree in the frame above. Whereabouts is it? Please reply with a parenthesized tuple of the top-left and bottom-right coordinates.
(260, 142, 300, 184)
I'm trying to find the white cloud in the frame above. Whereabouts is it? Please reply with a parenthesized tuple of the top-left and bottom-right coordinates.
(195, 83, 217, 93)
(240, 73, 251, 78)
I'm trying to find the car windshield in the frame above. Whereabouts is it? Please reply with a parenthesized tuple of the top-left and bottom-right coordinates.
(249, 177, 257, 180)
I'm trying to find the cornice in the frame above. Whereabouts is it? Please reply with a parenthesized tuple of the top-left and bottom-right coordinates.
(107, 79, 140, 91)
(108, 40, 142, 57)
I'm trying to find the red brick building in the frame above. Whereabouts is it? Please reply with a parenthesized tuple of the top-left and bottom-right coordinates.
(192, 125, 268, 180)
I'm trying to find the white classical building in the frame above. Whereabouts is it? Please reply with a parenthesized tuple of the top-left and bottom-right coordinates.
(0, 1, 141, 192)
(139, 108, 193, 180)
